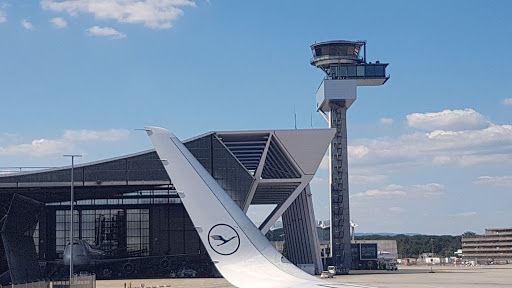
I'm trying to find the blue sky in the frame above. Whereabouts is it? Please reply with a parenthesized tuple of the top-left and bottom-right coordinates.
(1, 1, 511, 235)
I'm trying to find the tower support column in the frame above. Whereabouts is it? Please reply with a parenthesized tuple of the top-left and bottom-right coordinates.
(329, 101, 352, 274)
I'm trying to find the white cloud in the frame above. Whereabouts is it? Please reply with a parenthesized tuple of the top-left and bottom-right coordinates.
(41, 0, 196, 29)
(323, 109, 512, 172)
(349, 174, 388, 185)
(389, 207, 406, 214)
(432, 156, 451, 166)
(451, 212, 477, 217)
(351, 183, 444, 201)
(0, 11, 6, 23)
(503, 98, 512, 105)
(351, 184, 407, 200)
(380, 118, 394, 125)
(349, 122, 512, 168)
(407, 109, 490, 131)
(348, 145, 369, 160)
(0, 129, 129, 157)
(50, 17, 67, 28)
(86, 26, 126, 38)
(21, 19, 34, 30)
(455, 153, 512, 167)
(474, 176, 512, 187)
(0, 139, 74, 157)
(63, 129, 129, 142)
(410, 183, 445, 198)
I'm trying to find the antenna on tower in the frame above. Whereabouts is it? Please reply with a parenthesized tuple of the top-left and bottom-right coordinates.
(294, 107, 297, 129)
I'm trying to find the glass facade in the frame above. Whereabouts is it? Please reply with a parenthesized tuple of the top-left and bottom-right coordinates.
(313, 43, 361, 59)
(55, 210, 79, 254)
(150, 205, 204, 256)
(126, 209, 149, 255)
(49, 197, 182, 206)
(32, 201, 214, 280)
(327, 64, 387, 79)
(54, 208, 149, 257)
(185, 134, 253, 209)
(47, 188, 180, 207)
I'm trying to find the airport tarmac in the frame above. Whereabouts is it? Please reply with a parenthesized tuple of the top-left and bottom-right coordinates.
(96, 265, 512, 288)
(329, 265, 512, 287)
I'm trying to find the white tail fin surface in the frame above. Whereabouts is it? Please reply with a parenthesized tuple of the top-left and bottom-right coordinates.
(145, 127, 369, 288)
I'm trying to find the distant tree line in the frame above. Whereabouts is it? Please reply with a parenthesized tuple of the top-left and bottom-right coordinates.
(354, 234, 462, 258)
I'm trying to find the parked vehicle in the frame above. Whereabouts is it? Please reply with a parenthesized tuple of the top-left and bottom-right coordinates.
(385, 262, 398, 271)
(327, 266, 336, 277)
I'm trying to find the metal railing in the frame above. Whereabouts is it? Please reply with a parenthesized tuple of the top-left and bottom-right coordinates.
(310, 55, 364, 64)
(2, 274, 95, 288)
(7, 280, 49, 288)
(52, 274, 96, 288)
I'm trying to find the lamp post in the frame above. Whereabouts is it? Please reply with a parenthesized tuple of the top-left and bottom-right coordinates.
(430, 238, 434, 273)
(64, 154, 81, 283)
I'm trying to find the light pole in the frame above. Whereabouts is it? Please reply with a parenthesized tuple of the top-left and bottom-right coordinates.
(64, 154, 81, 283)
(430, 238, 435, 273)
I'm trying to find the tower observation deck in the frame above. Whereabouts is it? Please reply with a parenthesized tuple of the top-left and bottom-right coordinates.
(310, 40, 389, 274)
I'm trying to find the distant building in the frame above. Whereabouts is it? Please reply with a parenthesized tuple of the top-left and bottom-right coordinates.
(419, 253, 443, 264)
(462, 228, 512, 264)
(353, 240, 398, 260)
(397, 258, 417, 266)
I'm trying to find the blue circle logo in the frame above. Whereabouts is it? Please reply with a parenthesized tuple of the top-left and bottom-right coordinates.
(208, 224, 240, 255)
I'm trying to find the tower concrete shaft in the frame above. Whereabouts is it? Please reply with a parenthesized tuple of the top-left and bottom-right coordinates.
(329, 101, 352, 274)
(310, 40, 389, 273)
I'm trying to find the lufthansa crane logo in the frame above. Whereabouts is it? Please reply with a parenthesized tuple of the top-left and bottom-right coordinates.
(208, 224, 240, 255)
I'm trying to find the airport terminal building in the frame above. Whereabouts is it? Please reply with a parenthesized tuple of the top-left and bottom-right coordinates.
(0, 129, 332, 283)
(462, 228, 512, 264)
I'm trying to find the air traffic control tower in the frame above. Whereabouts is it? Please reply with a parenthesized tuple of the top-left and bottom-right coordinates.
(310, 40, 389, 273)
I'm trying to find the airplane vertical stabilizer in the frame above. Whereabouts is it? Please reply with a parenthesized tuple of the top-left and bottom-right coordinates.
(145, 127, 368, 288)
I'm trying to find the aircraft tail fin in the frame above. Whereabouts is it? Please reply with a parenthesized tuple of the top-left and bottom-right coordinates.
(145, 127, 368, 288)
